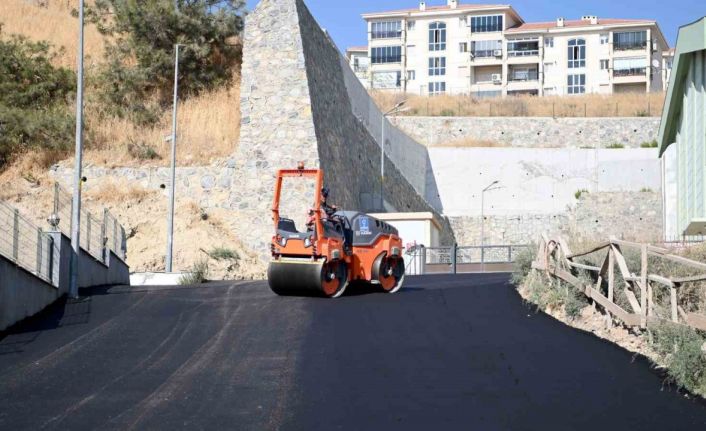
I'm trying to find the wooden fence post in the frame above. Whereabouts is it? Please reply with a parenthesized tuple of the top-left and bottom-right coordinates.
(671, 285, 679, 323)
(640, 244, 648, 328)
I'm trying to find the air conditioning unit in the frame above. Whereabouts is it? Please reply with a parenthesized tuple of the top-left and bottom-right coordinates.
(493, 49, 503, 57)
(491, 74, 502, 84)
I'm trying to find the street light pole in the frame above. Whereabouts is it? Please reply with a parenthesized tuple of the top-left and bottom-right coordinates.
(481, 180, 501, 273)
(69, 0, 85, 299)
(166, 1, 180, 273)
(380, 100, 407, 210)
(165, 43, 180, 273)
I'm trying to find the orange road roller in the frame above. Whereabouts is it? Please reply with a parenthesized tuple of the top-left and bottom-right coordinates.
(267, 165, 405, 298)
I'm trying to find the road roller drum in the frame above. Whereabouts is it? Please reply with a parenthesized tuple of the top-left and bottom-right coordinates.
(267, 165, 405, 298)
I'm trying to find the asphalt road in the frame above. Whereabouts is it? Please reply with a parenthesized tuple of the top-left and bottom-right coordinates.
(0, 273, 705, 430)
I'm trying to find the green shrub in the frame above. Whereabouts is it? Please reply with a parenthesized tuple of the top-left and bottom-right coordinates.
(606, 143, 625, 149)
(84, 0, 246, 124)
(208, 246, 239, 261)
(640, 187, 653, 193)
(179, 259, 209, 285)
(653, 323, 706, 396)
(575, 189, 589, 200)
(0, 30, 76, 168)
(511, 245, 536, 286)
(440, 109, 456, 117)
(635, 110, 649, 117)
(127, 140, 161, 160)
(640, 140, 658, 148)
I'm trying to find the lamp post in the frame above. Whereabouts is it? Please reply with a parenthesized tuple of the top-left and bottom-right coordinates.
(481, 180, 502, 273)
(166, 0, 181, 273)
(69, 0, 85, 299)
(380, 100, 407, 210)
(165, 42, 180, 273)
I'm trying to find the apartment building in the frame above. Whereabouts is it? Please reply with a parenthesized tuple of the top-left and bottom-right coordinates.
(357, 0, 671, 96)
(346, 46, 371, 88)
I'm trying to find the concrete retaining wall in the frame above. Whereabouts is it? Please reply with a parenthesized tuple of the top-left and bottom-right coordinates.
(450, 191, 663, 246)
(0, 232, 130, 331)
(394, 117, 661, 149)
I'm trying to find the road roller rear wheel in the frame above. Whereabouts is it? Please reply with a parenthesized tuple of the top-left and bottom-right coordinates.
(268, 259, 349, 298)
(372, 253, 405, 293)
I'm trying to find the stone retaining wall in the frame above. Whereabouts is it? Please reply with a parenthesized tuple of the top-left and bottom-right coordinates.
(394, 117, 660, 149)
(450, 191, 663, 246)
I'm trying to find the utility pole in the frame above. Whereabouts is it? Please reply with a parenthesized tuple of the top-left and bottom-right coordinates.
(69, 0, 85, 299)
(165, 44, 180, 273)
(166, 3, 180, 273)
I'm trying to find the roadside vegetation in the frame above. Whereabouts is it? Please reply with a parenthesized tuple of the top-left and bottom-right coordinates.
(513, 241, 706, 398)
(371, 90, 665, 118)
(0, 0, 245, 173)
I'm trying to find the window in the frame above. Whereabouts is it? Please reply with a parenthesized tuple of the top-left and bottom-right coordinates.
(567, 74, 586, 94)
(600, 59, 609, 70)
(470, 15, 504, 33)
(600, 34, 609, 45)
(568, 38, 586, 68)
(459, 42, 468, 53)
(371, 46, 402, 64)
(613, 31, 647, 51)
(429, 22, 447, 51)
(471, 90, 501, 99)
(371, 21, 402, 39)
(408, 21, 416, 31)
(508, 39, 539, 57)
(407, 70, 416, 81)
(509, 66, 538, 81)
(372, 71, 402, 89)
(613, 57, 648, 76)
(471, 40, 502, 58)
(429, 57, 446, 76)
(428, 82, 446, 95)
(544, 37, 554, 48)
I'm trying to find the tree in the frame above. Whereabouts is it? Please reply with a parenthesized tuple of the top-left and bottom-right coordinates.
(85, 0, 245, 124)
(0, 27, 76, 167)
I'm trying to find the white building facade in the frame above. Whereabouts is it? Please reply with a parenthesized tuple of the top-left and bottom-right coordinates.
(358, 0, 670, 97)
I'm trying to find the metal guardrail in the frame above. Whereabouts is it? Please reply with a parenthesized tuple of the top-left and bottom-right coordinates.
(405, 244, 529, 275)
(0, 201, 54, 283)
(53, 183, 126, 262)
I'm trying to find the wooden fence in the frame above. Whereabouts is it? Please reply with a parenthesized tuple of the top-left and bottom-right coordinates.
(531, 235, 706, 332)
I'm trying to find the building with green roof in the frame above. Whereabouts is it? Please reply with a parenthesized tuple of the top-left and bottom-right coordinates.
(659, 17, 706, 237)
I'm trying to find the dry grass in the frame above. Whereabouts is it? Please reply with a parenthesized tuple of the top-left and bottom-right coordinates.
(85, 81, 241, 166)
(434, 137, 507, 148)
(0, 0, 104, 70)
(84, 180, 155, 203)
(1, 0, 240, 170)
(372, 90, 665, 118)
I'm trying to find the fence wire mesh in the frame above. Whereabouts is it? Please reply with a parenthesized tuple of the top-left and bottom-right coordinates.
(0, 201, 54, 283)
(53, 183, 127, 262)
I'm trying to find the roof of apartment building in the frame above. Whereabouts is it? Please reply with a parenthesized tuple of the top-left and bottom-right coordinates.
(506, 18, 654, 33)
(362, 3, 522, 21)
(346, 46, 368, 53)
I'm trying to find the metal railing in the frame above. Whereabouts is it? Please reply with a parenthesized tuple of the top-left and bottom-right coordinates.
(405, 244, 529, 275)
(614, 67, 647, 77)
(508, 50, 539, 57)
(53, 183, 127, 262)
(0, 201, 54, 283)
(614, 41, 647, 51)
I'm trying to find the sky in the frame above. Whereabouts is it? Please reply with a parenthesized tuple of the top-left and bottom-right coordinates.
(245, 0, 705, 50)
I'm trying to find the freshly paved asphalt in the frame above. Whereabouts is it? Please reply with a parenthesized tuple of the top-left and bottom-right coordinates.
(0, 273, 705, 430)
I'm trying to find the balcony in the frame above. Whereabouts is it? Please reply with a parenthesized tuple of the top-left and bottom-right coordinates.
(471, 49, 503, 59)
(508, 72, 538, 82)
(614, 41, 647, 51)
(371, 31, 402, 40)
(614, 67, 646, 77)
(508, 50, 539, 57)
